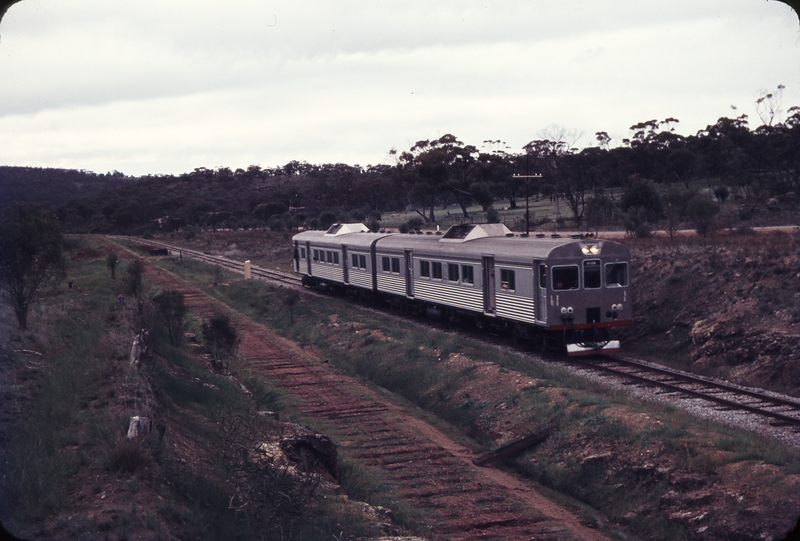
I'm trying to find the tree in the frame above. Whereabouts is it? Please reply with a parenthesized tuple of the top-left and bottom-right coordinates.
(106, 252, 119, 279)
(253, 202, 288, 222)
(524, 127, 591, 227)
(153, 290, 187, 347)
(755, 84, 785, 127)
(283, 289, 300, 324)
(318, 210, 338, 230)
(619, 176, 662, 236)
(202, 314, 239, 373)
(469, 181, 495, 212)
(662, 187, 694, 240)
(393, 134, 479, 222)
(585, 193, 617, 236)
(0, 205, 65, 329)
(124, 259, 145, 298)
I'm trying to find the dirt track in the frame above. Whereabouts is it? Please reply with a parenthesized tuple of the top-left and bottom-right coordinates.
(106, 239, 613, 541)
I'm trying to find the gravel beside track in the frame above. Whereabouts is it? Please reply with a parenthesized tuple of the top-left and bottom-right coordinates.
(557, 354, 800, 449)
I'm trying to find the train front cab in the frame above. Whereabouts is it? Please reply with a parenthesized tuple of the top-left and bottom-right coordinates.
(543, 240, 632, 356)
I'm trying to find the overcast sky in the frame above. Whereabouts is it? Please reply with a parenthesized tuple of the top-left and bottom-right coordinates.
(0, 0, 798, 176)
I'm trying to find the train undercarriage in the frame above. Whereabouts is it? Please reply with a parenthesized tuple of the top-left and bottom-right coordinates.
(300, 276, 621, 356)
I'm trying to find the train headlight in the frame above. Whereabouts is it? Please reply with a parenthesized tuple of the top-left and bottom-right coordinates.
(561, 307, 567, 315)
(581, 245, 601, 255)
(567, 307, 574, 314)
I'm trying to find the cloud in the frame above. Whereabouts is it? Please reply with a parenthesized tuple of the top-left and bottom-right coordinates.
(0, 0, 798, 175)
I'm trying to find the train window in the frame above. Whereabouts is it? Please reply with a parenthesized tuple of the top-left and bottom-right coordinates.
(359, 254, 367, 269)
(420, 260, 430, 277)
(432, 262, 443, 280)
(313, 249, 319, 261)
(583, 260, 601, 289)
(352, 254, 359, 268)
(382, 257, 390, 272)
(391, 258, 401, 273)
(500, 269, 515, 291)
(539, 265, 547, 288)
(300, 248, 306, 259)
(333, 252, 339, 265)
(327, 251, 333, 263)
(552, 266, 579, 290)
(605, 262, 628, 287)
(462, 265, 474, 284)
(448, 263, 459, 282)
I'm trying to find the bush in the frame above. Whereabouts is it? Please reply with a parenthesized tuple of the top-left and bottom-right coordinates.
(621, 177, 662, 223)
(201, 314, 239, 373)
(686, 195, 720, 237)
(124, 259, 145, 297)
(153, 290, 187, 347)
(253, 202, 288, 222)
(406, 217, 424, 231)
(106, 438, 151, 475)
(318, 211, 338, 230)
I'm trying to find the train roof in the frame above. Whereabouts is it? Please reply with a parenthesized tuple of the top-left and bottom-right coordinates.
(293, 223, 630, 263)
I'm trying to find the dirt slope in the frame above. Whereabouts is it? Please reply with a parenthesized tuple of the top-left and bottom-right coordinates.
(622, 230, 800, 396)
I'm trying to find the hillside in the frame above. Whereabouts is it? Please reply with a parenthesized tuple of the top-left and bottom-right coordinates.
(622, 229, 800, 397)
(0, 166, 135, 211)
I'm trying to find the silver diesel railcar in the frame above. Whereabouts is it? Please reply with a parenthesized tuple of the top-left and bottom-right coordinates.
(292, 223, 631, 355)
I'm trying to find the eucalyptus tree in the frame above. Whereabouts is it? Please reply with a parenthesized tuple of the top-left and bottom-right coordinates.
(392, 134, 480, 222)
(0, 205, 65, 329)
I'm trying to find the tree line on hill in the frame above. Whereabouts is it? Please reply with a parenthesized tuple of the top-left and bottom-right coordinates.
(8, 89, 799, 237)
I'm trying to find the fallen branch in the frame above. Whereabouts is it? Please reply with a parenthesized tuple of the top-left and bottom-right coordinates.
(473, 425, 556, 467)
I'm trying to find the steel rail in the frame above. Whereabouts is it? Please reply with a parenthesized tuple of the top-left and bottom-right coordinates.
(571, 355, 800, 427)
(113, 236, 302, 287)
(607, 355, 800, 410)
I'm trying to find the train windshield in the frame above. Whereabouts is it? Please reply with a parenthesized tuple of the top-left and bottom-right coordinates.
(552, 266, 579, 290)
(605, 262, 628, 287)
(583, 260, 601, 289)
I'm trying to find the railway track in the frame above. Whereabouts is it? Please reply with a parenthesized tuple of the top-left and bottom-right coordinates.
(571, 354, 800, 429)
(115, 236, 301, 287)
(117, 236, 800, 432)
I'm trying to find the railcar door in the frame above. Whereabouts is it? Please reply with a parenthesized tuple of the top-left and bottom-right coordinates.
(482, 256, 496, 314)
(534, 260, 547, 323)
(404, 250, 414, 297)
(342, 246, 349, 284)
(305, 242, 312, 275)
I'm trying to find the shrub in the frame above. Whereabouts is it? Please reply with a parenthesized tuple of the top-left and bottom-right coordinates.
(686, 195, 720, 237)
(124, 259, 145, 297)
(153, 290, 187, 347)
(318, 211, 338, 230)
(201, 314, 239, 373)
(106, 438, 151, 475)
